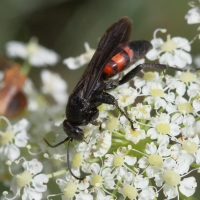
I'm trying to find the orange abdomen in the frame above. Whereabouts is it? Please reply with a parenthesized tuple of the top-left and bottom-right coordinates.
(103, 46, 134, 78)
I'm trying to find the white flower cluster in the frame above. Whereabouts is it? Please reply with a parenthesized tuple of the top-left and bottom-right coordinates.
(5, 37, 59, 67)
(1, 3, 200, 200)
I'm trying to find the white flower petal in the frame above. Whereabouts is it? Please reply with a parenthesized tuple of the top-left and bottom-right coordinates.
(6, 41, 27, 59)
(124, 155, 137, 166)
(138, 157, 149, 168)
(163, 183, 177, 199)
(26, 159, 43, 174)
(75, 191, 93, 200)
(4, 144, 20, 161)
(193, 99, 200, 111)
(179, 177, 197, 197)
(150, 38, 164, 48)
(171, 113, 183, 125)
(146, 49, 162, 60)
(32, 174, 49, 192)
(172, 37, 191, 51)
(90, 163, 100, 175)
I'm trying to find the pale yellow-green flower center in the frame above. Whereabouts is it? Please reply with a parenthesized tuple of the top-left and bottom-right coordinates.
(0, 130, 15, 146)
(16, 171, 32, 187)
(160, 35, 177, 53)
(148, 154, 163, 167)
(123, 185, 138, 199)
(129, 130, 141, 138)
(97, 104, 106, 111)
(156, 123, 170, 134)
(63, 182, 77, 198)
(143, 72, 156, 81)
(164, 170, 180, 186)
(72, 153, 84, 168)
(26, 37, 39, 56)
(182, 140, 198, 153)
(93, 175, 103, 188)
(107, 118, 119, 131)
(121, 95, 129, 103)
(150, 89, 164, 97)
(114, 155, 124, 166)
(179, 70, 195, 83)
(178, 103, 193, 114)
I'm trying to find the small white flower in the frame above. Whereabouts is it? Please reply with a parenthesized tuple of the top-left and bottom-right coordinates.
(124, 123, 146, 144)
(128, 103, 151, 120)
(0, 117, 30, 161)
(41, 69, 68, 105)
(134, 70, 163, 88)
(87, 163, 115, 199)
(138, 187, 156, 200)
(185, 7, 200, 24)
(142, 82, 167, 109)
(147, 113, 180, 139)
(8, 158, 48, 200)
(163, 183, 177, 199)
(5, 37, 59, 67)
(166, 96, 195, 127)
(179, 177, 197, 197)
(104, 146, 137, 167)
(117, 87, 138, 108)
(63, 42, 95, 70)
(93, 131, 111, 157)
(146, 29, 192, 68)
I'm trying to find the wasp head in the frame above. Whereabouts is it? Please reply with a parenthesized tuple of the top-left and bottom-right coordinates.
(63, 119, 84, 141)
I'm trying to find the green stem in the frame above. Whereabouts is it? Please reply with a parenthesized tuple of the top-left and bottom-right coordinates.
(111, 179, 122, 199)
(112, 131, 125, 139)
(20, 59, 31, 76)
(47, 169, 68, 178)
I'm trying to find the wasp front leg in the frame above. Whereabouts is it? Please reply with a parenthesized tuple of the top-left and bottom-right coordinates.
(92, 92, 135, 130)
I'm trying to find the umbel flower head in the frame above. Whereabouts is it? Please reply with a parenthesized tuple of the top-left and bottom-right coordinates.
(1, 6, 200, 200)
(146, 29, 192, 68)
(5, 37, 59, 67)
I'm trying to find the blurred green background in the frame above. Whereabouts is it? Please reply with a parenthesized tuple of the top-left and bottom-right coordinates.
(0, 0, 199, 93)
(0, 0, 199, 199)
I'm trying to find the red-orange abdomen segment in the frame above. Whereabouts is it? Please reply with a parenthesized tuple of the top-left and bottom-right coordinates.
(103, 47, 133, 78)
(102, 40, 153, 79)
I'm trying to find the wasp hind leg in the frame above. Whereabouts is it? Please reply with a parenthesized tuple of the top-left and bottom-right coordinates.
(105, 63, 200, 89)
(92, 92, 135, 130)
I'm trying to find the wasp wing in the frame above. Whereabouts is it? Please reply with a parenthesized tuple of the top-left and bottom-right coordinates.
(72, 17, 132, 99)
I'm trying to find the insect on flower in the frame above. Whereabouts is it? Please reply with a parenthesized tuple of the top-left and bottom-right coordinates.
(44, 17, 200, 180)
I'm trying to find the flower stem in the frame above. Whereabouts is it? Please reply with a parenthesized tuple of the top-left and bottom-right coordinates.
(47, 169, 68, 178)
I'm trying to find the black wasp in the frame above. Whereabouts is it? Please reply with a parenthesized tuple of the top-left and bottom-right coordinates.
(44, 17, 200, 180)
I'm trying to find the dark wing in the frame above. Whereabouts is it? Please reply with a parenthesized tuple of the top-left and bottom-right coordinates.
(72, 17, 133, 99)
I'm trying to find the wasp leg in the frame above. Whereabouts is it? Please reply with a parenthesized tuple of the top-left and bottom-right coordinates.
(93, 92, 135, 130)
(118, 63, 200, 86)
(44, 137, 70, 147)
(104, 64, 144, 90)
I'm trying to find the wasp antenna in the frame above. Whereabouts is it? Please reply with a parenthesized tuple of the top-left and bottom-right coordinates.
(44, 137, 70, 148)
(67, 138, 85, 181)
